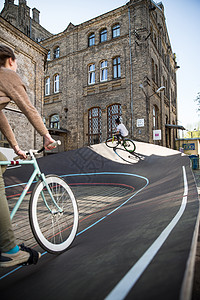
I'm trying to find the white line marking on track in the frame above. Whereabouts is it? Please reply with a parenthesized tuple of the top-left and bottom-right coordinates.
(105, 166, 188, 300)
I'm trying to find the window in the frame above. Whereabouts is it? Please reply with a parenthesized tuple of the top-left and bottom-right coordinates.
(100, 60, 108, 82)
(47, 50, 50, 60)
(107, 104, 122, 136)
(100, 28, 107, 43)
(50, 114, 60, 129)
(88, 33, 95, 47)
(53, 47, 60, 59)
(113, 57, 121, 79)
(88, 64, 95, 84)
(155, 64, 158, 85)
(88, 107, 102, 145)
(45, 77, 50, 96)
(152, 58, 155, 82)
(54, 74, 59, 93)
(153, 105, 159, 129)
(112, 24, 120, 38)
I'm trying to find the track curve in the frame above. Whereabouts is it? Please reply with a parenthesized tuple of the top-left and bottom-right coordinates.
(0, 141, 199, 300)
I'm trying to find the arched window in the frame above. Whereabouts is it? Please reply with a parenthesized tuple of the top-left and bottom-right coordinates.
(88, 33, 95, 47)
(100, 28, 107, 43)
(50, 114, 60, 129)
(100, 60, 108, 82)
(113, 57, 121, 79)
(112, 24, 120, 38)
(88, 107, 102, 145)
(54, 74, 59, 93)
(53, 46, 60, 59)
(88, 64, 95, 84)
(107, 104, 122, 136)
(45, 76, 50, 96)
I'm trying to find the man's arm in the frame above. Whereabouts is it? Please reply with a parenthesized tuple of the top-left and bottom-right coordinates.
(0, 110, 18, 149)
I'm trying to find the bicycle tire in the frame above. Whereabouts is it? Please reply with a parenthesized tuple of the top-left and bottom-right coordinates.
(123, 139, 136, 153)
(29, 174, 78, 254)
(105, 136, 119, 148)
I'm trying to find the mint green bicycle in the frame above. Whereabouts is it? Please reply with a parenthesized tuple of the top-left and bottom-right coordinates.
(0, 142, 79, 254)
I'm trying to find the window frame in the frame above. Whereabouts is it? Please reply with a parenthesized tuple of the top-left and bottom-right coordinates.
(47, 50, 51, 60)
(88, 33, 95, 47)
(88, 107, 102, 145)
(112, 24, 120, 38)
(107, 103, 122, 137)
(100, 60, 108, 82)
(54, 74, 59, 93)
(113, 56, 121, 79)
(88, 63, 95, 85)
(53, 46, 60, 59)
(45, 76, 50, 96)
(49, 114, 60, 129)
(100, 28, 107, 43)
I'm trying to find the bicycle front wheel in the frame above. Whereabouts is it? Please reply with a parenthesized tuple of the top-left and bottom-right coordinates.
(29, 175, 78, 254)
(123, 139, 136, 153)
(105, 136, 119, 148)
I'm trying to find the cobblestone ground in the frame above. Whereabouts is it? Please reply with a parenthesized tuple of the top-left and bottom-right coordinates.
(192, 169, 200, 300)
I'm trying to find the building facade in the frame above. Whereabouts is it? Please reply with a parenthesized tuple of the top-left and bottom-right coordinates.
(41, 0, 179, 150)
(0, 15, 47, 151)
(1, 0, 180, 151)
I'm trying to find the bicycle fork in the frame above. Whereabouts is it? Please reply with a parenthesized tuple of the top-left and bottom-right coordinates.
(39, 173, 63, 215)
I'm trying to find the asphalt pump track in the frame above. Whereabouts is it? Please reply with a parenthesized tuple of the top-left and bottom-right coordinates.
(0, 141, 199, 300)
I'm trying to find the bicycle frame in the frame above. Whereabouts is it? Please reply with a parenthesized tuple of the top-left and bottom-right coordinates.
(0, 151, 62, 220)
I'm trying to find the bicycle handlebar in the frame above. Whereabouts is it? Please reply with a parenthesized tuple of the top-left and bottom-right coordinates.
(14, 140, 61, 161)
(37, 140, 61, 153)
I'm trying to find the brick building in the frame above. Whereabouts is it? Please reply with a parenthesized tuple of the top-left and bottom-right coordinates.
(41, 0, 180, 150)
(1, 0, 52, 42)
(0, 15, 47, 151)
(1, 0, 180, 151)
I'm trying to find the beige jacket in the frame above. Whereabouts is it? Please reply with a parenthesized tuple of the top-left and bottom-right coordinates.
(0, 67, 48, 148)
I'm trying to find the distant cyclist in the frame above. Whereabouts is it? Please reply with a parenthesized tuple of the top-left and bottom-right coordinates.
(115, 117, 128, 141)
(0, 44, 55, 268)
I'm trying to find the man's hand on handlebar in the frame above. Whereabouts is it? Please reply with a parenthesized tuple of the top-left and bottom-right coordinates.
(43, 133, 56, 150)
(13, 145, 27, 159)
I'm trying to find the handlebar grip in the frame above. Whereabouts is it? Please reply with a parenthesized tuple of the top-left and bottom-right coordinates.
(50, 140, 61, 147)
(38, 140, 61, 153)
(14, 155, 20, 161)
(14, 152, 29, 161)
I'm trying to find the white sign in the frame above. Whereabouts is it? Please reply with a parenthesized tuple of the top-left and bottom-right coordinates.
(153, 130, 162, 140)
(137, 119, 144, 127)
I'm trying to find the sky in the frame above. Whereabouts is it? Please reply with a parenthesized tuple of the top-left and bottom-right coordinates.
(0, 0, 199, 131)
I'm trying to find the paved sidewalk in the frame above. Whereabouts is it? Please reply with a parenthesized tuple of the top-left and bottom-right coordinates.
(192, 169, 200, 300)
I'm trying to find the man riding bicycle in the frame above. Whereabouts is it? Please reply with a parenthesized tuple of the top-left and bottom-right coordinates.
(0, 44, 56, 268)
(115, 117, 128, 142)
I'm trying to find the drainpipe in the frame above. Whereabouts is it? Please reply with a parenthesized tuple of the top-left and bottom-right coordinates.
(128, 6, 134, 138)
(30, 16, 32, 39)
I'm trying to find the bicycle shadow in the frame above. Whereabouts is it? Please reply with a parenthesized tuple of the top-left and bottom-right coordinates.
(113, 146, 145, 165)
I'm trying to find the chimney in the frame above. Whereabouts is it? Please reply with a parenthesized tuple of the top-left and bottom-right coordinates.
(32, 8, 40, 23)
(5, 0, 14, 5)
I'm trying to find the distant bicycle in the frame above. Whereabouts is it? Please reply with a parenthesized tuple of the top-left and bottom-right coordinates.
(105, 135, 136, 153)
(0, 141, 79, 254)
